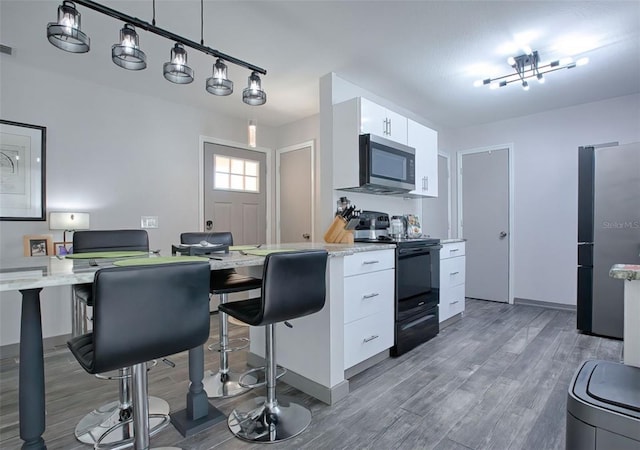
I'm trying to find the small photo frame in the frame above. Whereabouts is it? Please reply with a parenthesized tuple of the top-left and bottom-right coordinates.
(54, 241, 72, 256)
(23, 234, 54, 257)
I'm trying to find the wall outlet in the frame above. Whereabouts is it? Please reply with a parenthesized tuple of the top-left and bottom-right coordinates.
(141, 216, 158, 229)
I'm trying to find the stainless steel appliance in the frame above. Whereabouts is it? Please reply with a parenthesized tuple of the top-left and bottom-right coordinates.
(355, 212, 441, 356)
(577, 142, 640, 339)
(354, 134, 416, 195)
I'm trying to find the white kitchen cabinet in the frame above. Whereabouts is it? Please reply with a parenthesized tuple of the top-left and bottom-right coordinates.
(439, 241, 466, 323)
(360, 97, 408, 144)
(333, 97, 438, 196)
(408, 119, 438, 197)
(343, 250, 395, 369)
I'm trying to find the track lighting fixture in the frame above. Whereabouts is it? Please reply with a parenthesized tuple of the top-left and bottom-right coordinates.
(474, 50, 589, 91)
(242, 72, 267, 106)
(46, 0, 266, 104)
(46, 1, 90, 53)
(164, 43, 194, 84)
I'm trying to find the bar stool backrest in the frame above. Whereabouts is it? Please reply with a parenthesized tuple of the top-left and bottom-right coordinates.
(180, 232, 233, 247)
(260, 250, 328, 325)
(90, 262, 211, 374)
(73, 230, 149, 253)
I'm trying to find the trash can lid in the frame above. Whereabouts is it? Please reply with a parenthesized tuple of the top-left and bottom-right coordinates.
(586, 361, 640, 413)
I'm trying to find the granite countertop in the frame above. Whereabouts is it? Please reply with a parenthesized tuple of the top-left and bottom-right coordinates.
(440, 238, 466, 244)
(0, 242, 396, 291)
(610, 264, 640, 281)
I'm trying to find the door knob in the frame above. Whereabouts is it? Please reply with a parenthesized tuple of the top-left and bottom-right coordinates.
(499, 231, 507, 239)
(302, 233, 310, 240)
(205, 220, 213, 231)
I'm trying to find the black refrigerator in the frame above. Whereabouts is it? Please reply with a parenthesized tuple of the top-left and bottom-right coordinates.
(577, 142, 640, 339)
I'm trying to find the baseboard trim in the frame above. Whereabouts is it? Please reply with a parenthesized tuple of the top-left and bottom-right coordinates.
(0, 333, 71, 360)
(514, 297, 576, 312)
(344, 349, 389, 379)
(247, 352, 349, 405)
(440, 312, 463, 330)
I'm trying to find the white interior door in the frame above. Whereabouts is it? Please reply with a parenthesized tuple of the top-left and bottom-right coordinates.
(276, 141, 314, 243)
(204, 143, 267, 245)
(458, 146, 510, 303)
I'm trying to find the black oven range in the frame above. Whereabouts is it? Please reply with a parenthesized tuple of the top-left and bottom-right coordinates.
(354, 211, 441, 356)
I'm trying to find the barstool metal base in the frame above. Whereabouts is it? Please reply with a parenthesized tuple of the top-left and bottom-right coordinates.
(227, 395, 312, 443)
(202, 369, 256, 398)
(75, 396, 170, 447)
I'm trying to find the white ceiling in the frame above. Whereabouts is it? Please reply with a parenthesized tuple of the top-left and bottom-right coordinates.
(2, 1, 639, 129)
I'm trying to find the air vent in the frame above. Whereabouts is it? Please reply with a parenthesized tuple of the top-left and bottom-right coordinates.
(0, 45, 12, 55)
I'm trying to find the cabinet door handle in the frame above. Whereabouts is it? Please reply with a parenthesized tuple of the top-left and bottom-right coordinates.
(363, 335, 379, 343)
(450, 300, 460, 305)
(362, 293, 379, 299)
(388, 118, 391, 135)
(424, 176, 428, 191)
(383, 118, 389, 135)
(450, 249, 459, 252)
(363, 260, 379, 265)
(450, 271, 459, 276)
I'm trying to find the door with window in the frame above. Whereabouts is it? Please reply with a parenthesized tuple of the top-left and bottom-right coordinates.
(204, 143, 267, 245)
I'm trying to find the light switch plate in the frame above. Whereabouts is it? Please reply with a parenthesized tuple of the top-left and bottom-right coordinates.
(141, 216, 158, 229)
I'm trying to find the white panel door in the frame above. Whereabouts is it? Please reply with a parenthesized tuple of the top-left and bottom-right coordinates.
(459, 148, 509, 302)
(204, 143, 266, 245)
(277, 142, 313, 243)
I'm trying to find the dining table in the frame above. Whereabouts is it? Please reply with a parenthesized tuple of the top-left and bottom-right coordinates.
(0, 249, 268, 450)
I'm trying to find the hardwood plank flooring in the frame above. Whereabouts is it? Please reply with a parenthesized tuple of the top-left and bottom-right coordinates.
(0, 300, 623, 449)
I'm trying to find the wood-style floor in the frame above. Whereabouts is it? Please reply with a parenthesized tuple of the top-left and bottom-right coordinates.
(0, 299, 623, 449)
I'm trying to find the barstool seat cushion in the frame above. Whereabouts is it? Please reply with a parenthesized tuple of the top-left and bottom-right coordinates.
(211, 271, 262, 294)
(68, 333, 95, 373)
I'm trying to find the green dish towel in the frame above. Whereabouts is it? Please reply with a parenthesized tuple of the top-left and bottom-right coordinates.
(113, 256, 205, 266)
(66, 251, 149, 259)
(242, 249, 296, 256)
(229, 245, 262, 251)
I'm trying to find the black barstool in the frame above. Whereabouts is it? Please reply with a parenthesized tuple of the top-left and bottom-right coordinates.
(68, 262, 211, 450)
(71, 230, 169, 447)
(180, 232, 262, 398)
(219, 249, 328, 443)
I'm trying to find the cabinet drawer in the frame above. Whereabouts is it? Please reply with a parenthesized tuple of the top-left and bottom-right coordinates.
(441, 242, 465, 259)
(344, 269, 394, 324)
(439, 256, 465, 288)
(344, 312, 394, 369)
(344, 250, 394, 277)
(441, 284, 465, 319)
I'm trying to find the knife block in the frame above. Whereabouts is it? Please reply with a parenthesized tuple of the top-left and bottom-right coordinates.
(323, 216, 354, 244)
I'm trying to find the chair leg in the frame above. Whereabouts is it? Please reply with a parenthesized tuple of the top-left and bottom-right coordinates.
(202, 293, 253, 398)
(226, 324, 312, 443)
(132, 363, 150, 450)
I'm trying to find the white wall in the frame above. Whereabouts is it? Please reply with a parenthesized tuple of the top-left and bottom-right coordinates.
(0, 59, 277, 346)
(442, 93, 640, 306)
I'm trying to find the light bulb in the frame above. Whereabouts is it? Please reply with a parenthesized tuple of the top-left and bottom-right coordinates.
(537, 74, 545, 84)
(522, 81, 529, 91)
(507, 56, 516, 66)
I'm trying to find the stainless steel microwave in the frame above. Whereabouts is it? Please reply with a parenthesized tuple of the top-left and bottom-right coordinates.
(358, 134, 416, 194)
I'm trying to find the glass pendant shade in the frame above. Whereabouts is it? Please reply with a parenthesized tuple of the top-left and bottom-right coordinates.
(112, 24, 146, 70)
(206, 59, 233, 95)
(163, 43, 194, 84)
(242, 71, 267, 106)
(46, 1, 90, 53)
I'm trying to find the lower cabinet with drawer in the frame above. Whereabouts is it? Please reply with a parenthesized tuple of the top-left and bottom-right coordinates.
(439, 241, 466, 323)
(343, 250, 395, 370)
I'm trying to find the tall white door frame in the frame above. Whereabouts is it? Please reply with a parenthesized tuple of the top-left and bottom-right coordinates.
(275, 140, 315, 243)
(198, 135, 272, 243)
(457, 143, 515, 304)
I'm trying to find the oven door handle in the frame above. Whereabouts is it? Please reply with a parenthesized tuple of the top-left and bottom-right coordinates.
(401, 314, 436, 331)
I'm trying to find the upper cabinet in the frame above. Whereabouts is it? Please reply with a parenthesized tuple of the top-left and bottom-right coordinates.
(408, 119, 438, 197)
(333, 96, 438, 197)
(360, 98, 408, 145)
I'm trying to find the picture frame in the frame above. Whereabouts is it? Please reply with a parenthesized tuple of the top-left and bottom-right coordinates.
(0, 120, 47, 221)
(54, 241, 72, 256)
(23, 234, 54, 257)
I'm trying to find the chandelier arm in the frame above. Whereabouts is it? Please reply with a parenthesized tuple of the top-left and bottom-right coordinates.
(73, 0, 267, 75)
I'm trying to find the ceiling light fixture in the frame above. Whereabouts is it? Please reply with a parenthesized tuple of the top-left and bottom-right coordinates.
(46, 0, 266, 104)
(474, 50, 589, 90)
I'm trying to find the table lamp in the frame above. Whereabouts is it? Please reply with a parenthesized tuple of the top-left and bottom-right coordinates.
(49, 212, 90, 253)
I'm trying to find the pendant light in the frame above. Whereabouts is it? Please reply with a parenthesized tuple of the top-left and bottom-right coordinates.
(46, 1, 90, 53)
(112, 23, 146, 70)
(163, 43, 194, 84)
(242, 71, 267, 106)
(206, 59, 233, 95)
